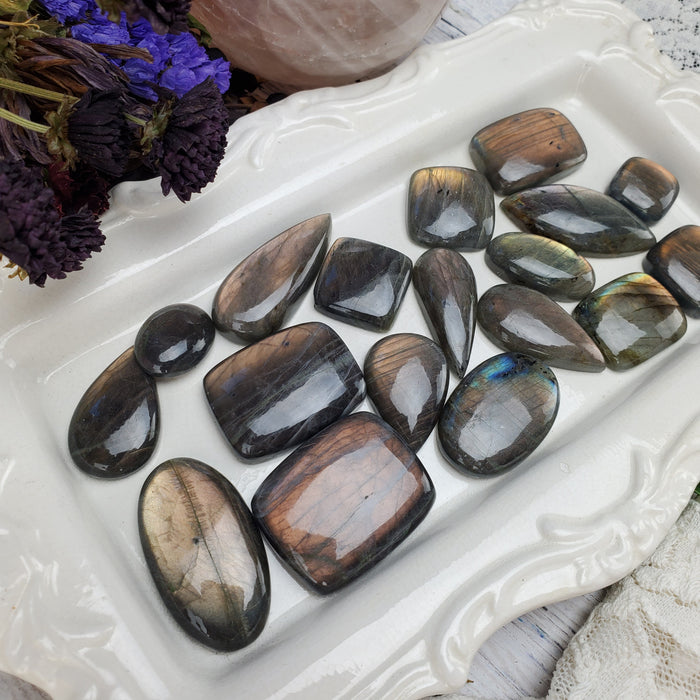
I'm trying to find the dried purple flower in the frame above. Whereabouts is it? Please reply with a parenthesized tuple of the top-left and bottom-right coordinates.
(124, 0, 191, 34)
(65, 88, 131, 177)
(0, 158, 65, 286)
(37, 0, 98, 24)
(70, 10, 131, 45)
(146, 77, 227, 202)
(57, 207, 105, 271)
(47, 161, 112, 216)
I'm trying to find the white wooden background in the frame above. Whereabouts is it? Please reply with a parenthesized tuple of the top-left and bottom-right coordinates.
(422, 1, 698, 697)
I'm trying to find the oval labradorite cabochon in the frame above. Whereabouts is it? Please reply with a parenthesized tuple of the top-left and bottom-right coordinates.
(68, 347, 159, 478)
(134, 303, 215, 377)
(139, 457, 270, 651)
(438, 353, 559, 476)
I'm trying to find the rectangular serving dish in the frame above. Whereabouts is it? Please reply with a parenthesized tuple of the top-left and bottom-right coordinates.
(2, 1, 700, 698)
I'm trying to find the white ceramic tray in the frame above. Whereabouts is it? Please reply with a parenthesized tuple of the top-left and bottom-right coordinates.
(2, 1, 700, 697)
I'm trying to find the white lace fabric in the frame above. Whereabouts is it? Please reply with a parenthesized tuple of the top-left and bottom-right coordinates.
(546, 500, 700, 699)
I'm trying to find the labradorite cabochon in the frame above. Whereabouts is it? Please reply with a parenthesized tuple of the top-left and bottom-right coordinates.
(139, 457, 270, 650)
(477, 284, 605, 372)
(485, 232, 595, 301)
(203, 322, 365, 460)
(313, 237, 412, 331)
(438, 353, 559, 476)
(212, 213, 331, 343)
(501, 184, 656, 256)
(252, 412, 435, 594)
(607, 157, 679, 222)
(134, 303, 215, 377)
(644, 225, 700, 310)
(407, 166, 494, 250)
(469, 108, 587, 195)
(412, 247, 477, 378)
(364, 333, 448, 451)
(68, 347, 159, 478)
(573, 272, 687, 370)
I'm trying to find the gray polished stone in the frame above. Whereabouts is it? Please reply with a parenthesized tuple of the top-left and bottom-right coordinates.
(412, 248, 477, 377)
(573, 272, 687, 370)
(139, 457, 270, 650)
(469, 108, 587, 195)
(313, 237, 412, 331)
(364, 333, 448, 451)
(477, 284, 605, 372)
(135, 303, 215, 377)
(438, 353, 559, 476)
(252, 412, 435, 594)
(486, 232, 595, 301)
(203, 322, 365, 459)
(68, 348, 159, 478)
(213, 214, 330, 342)
(501, 184, 656, 256)
(407, 166, 494, 250)
(607, 157, 679, 222)
(644, 225, 700, 311)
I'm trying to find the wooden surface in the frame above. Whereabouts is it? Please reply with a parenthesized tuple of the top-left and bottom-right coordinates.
(421, 1, 694, 697)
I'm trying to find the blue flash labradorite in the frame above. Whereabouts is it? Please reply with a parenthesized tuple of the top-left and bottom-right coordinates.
(486, 232, 595, 301)
(68, 347, 159, 478)
(313, 237, 412, 331)
(364, 333, 448, 451)
(407, 166, 494, 250)
(438, 353, 559, 476)
(139, 458, 270, 651)
(412, 248, 477, 378)
(203, 322, 365, 460)
(573, 272, 687, 370)
(477, 284, 605, 372)
(135, 303, 215, 377)
(501, 184, 656, 256)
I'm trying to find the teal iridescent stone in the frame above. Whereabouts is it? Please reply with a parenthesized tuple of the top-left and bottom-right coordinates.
(485, 232, 595, 301)
(438, 353, 559, 476)
(501, 184, 656, 256)
(572, 272, 687, 370)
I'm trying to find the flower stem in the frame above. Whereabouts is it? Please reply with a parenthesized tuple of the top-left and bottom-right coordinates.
(0, 106, 49, 133)
(125, 113, 147, 126)
(0, 77, 77, 105)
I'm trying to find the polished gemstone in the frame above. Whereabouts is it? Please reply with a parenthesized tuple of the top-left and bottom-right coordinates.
(572, 272, 687, 370)
(68, 348, 159, 478)
(313, 237, 412, 331)
(407, 166, 494, 250)
(477, 284, 605, 372)
(469, 108, 587, 195)
(134, 303, 215, 377)
(607, 157, 679, 222)
(644, 225, 700, 310)
(252, 412, 435, 594)
(438, 353, 559, 476)
(486, 232, 595, 301)
(364, 333, 448, 451)
(501, 184, 656, 256)
(412, 248, 477, 377)
(139, 458, 270, 651)
(203, 322, 365, 459)
(213, 214, 330, 342)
